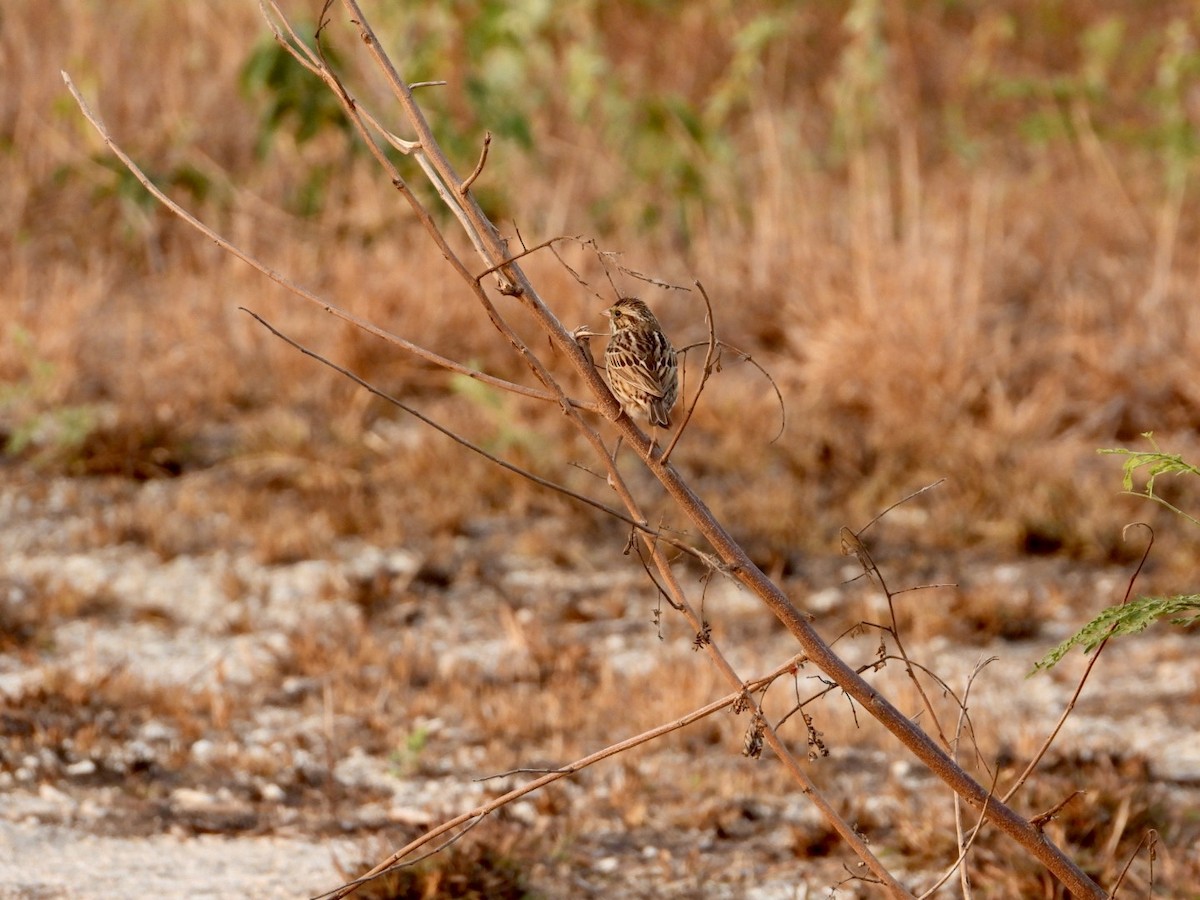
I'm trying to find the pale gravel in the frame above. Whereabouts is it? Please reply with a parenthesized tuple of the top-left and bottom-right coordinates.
(0, 818, 354, 900)
(3, 476, 1200, 897)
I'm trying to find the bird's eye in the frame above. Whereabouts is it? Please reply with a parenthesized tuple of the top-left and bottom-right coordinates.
(612, 310, 621, 318)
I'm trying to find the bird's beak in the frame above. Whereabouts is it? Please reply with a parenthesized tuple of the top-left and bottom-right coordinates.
(600, 308, 612, 318)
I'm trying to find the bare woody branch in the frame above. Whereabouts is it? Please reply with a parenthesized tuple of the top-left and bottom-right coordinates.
(66, 51, 901, 900)
(65, 0, 1108, 894)
(320, 659, 807, 900)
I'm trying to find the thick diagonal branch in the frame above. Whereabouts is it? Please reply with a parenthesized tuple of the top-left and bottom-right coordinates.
(331, 4, 1104, 895)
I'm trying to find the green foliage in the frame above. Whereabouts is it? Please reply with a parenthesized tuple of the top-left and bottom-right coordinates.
(389, 725, 430, 777)
(1, 327, 98, 459)
(450, 372, 542, 457)
(827, 0, 887, 159)
(1149, 18, 1200, 190)
(239, 27, 354, 157)
(1034, 434, 1200, 672)
(86, 156, 214, 240)
(971, 9, 1200, 184)
(1099, 432, 1200, 526)
(1032, 594, 1200, 672)
(284, 1, 794, 234)
(233, 2, 1200, 234)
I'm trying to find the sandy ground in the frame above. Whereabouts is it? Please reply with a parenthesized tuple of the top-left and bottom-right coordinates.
(0, 818, 356, 900)
(2, 474, 1199, 898)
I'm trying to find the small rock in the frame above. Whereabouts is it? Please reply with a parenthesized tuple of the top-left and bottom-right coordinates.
(38, 783, 74, 808)
(66, 759, 97, 777)
(170, 788, 218, 812)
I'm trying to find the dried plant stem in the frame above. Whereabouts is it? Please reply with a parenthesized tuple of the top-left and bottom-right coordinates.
(1003, 524, 1154, 804)
(68, 44, 899, 897)
(58, 73, 594, 415)
(840, 527, 953, 748)
(312, 3, 910, 890)
(318, 657, 814, 900)
(659, 280, 717, 464)
(245, 10, 905, 890)
(64, 0, 1107, 893)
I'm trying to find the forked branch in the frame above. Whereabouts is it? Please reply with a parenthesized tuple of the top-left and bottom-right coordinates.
(64, 1, 1106, 895)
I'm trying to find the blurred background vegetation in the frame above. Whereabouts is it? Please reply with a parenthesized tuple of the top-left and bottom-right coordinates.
(5, 0, 1200, 574)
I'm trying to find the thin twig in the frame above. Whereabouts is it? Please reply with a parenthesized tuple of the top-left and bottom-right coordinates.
(60, 71, 584, 412)
(840, 527, 952, 748)
(473, 234, 580, 284)
(660, 280, 718, 464)
(1108, 829, 1157, 898)
(1030, 791, 1086, 831)
(918, 765, 998, 899)
(1003, 524, 1154, 803)
(677, 338, 787, 443)
(239, 308, 714, 568)
(322, 659, 804, 899)
(459, 131, 491, 195)
(943, 656, 996, 899)
(858, 479, 947, 536)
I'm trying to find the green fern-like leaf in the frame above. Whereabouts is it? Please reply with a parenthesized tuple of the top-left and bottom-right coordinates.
(1032, 594, 1200, 673)
(1099, 432, 1200, 526)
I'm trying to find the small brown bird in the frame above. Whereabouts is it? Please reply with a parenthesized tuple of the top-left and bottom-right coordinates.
(602, 297, 679, 428)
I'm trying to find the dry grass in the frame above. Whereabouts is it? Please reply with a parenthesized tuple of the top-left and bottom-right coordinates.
(7, 1, 1200, 568)
(5, 0, 1200, 896)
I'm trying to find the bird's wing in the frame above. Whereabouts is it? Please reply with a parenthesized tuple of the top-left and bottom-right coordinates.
(607, 340, 669, 399)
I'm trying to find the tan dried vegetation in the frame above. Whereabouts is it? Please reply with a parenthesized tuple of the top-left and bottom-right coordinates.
(4, 0, 1200, 896)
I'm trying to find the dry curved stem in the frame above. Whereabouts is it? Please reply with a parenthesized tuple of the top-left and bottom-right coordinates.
(841, 526, 952, 749)
(319, 657, 811, 900)
(942, 656, 998, 899)
(459, 130, 491, 194)
(67, 2, 1106, 894)
(549, 235, 693, 307)
(919, 764, 999, 900)
(1108, 828, 1157, 898)
(1030, 791, 1086, 832)
(676, 337, 787, 443)
(1003, 523, 1154, 804)
(568, 238, 695, 297)
(59, 72, 593, 415)
(659, 280, 717, 464)
(856, 478, 947, 536)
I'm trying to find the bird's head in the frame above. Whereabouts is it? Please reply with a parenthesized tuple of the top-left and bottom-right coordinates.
(602, 297, 658, 330)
